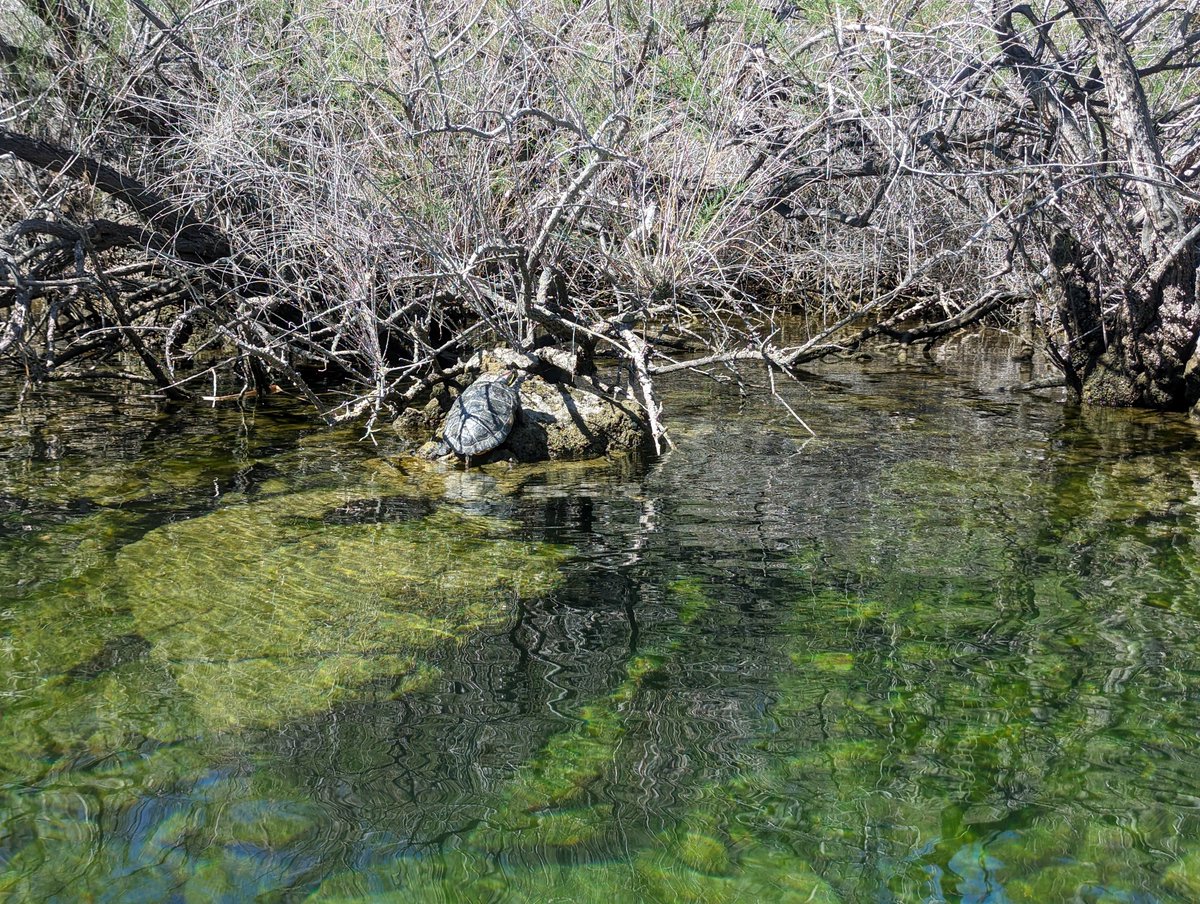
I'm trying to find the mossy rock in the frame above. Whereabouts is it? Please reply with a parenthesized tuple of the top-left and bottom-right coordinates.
(6, 416, 308, 508)
(1164, 847, 1200, 898)
(786, 738, 886, 774)
(309, 852, 646, 904)
(212, 801, 320, 850)
(1004, 862, 1103, 903)
(500, 706, 622, 813)
(1, 480, 569, 791)
(0, 574, 136, 685)
(669, 575, 719, 624)
(181, 851, 274, 904)
(633, 838, 839, 904)
(0, 659, 199, 785)
(735, 845, 841, 903)
(796, 651, 856, 673)
(473, 805, 609, 852)
(987, 818, 1078, 875)
(0, 507, 144, 598)
(494, 643, 664, 815)
(672, 831, 733, 875)
(634, 850, 741, 904)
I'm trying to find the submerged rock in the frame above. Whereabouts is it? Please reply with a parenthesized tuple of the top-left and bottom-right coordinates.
(1, 480, 568, 759)
(114, 489, 567, 729)
(1164, 848, 1200, 897)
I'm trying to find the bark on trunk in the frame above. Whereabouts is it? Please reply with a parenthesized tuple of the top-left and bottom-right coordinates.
(1081, 260, 1200, 409)
(1062, 0, 1199, 409)
(995, 1, 1199, 408)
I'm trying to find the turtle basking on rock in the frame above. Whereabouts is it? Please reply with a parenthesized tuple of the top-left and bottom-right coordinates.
(403, 347, 650, 464)
(430, 370, 521, 461)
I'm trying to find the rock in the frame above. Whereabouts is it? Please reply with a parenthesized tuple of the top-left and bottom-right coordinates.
(535, 346, 591, 382)
(415, 438, 453, 459)
(504, 375, 648, 462)
(537, 346, 578, 374)
(393, 388, 455, 444)
(673, 831, 732, 874)
(471, 345, 593, 382)
(112, 488, 566, 729)
(414, 375, 647, 463)
(468, 347, 539, 374)
(393, 409, 432, 443)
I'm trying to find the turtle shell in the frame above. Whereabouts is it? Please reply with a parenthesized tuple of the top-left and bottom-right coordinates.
(442, 374, 520, 456)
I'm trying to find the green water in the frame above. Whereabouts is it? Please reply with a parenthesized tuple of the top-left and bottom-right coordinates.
(4, 349, 1200, 902)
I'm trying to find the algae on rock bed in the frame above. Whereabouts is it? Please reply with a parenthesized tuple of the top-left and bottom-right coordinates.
(750, 431, 1200, 902)
(0, 749, 330, 903)
(110, 488, 566, 729)
(311, 597, 842, 904)
(1, 482, 566, 790)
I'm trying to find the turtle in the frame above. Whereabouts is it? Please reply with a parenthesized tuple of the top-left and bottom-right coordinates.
(440, 370, 521, 459)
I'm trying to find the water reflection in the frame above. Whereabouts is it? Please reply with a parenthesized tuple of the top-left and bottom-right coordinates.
(4, 347, 1200, 901)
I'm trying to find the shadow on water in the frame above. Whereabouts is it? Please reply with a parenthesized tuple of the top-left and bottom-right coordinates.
(5, 344, 1200, 901)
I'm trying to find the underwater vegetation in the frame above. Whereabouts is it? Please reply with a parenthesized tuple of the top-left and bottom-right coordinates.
(7, 368, 1200, 901)
(0, 399, 568, 900)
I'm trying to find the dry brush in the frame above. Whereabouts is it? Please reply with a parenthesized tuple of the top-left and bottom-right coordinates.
(2, 1, 1199, 438)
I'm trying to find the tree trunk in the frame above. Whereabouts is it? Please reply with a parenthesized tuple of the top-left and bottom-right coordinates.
(1060, 0, 1200, 409)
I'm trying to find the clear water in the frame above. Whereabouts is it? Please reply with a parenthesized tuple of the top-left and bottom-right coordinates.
(5, 345, 1200, 902)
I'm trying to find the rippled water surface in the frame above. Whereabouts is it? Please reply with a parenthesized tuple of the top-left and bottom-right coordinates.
(5, 346, 1200, 902)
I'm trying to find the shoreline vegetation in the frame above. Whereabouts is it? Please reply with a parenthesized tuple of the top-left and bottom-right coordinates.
(3, 1, 1200, 442)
